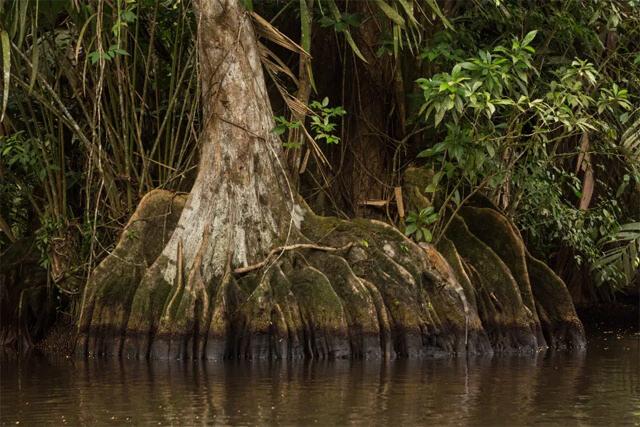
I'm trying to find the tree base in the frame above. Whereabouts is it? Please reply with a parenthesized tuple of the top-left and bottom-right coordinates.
(77, 189, 584, 359)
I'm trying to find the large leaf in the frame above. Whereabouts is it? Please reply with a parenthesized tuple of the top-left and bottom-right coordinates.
(1, 29, 9, 122)
(593, 222, 640, 289)
(325, 0, 367, 63)
(621, 111, 640, 163)
(375, 0, 406, 27)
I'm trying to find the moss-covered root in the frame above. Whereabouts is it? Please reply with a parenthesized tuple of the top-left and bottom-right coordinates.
(526, 255, 586, 350)
(421, 244, 492, 355)
(445, 215, 543, 352)
(80, 197, 581, 359)
(77, 190, 186, 356)
(302, 213, 489, 357)
(152, 247, 377, 361)
(134, 210, 493, 360)
(226, 266, 304, 360)
(459, 206, 584, 350)
(305, 253, 386, 358)
(210, 249, 388, 360)
(459, 207, 546, 348)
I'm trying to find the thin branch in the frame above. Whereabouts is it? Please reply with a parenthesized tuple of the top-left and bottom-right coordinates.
(234, 242, 354, 274)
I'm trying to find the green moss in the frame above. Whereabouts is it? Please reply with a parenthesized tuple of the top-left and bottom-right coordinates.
(445, 215, 530, 329)
(267, 266, 305, 344)
(459, 207, 543, 347)
(349, 248, 425, 331)
(437, 237, 477, 309)
(527, 254, 581, 325)
(403, 167, 434, 188)
(288, 266, 346, 332)
(300, 211, 346, 243)
(308, 253, 379, 334)
(460, 207, 537, 313)
(80, 190, 186, 346)
(239, 277, 276, 333)
(237, 273, 260, 296)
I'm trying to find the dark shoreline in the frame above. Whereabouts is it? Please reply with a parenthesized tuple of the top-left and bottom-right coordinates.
(9, 299, 637, 360)
(577, 297, 640, 336)
(1, 298, 636, 359)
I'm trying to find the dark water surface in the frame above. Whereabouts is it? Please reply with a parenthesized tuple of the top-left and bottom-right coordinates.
(1, 335, 639, 425)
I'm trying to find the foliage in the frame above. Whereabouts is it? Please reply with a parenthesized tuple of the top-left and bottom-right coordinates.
(404, 207, 438, 242)
(309, 97, 346, 145)
(593, 222, 640, 288)
(1, 0, 200, 297)
(274, 97, 346, 148)
(411, 1, 640, 291)
(513, 164, 622, 267)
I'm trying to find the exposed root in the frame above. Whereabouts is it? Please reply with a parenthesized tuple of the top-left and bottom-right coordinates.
(77, 190, 187, 356)
(77, 188, 585, 359)
(445, 215, 541, 351)
(233, 242, 354, 274)
(527, 255, 585, 350)
(460, 206, 546, 348)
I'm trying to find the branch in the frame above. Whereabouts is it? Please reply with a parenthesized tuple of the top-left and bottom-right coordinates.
(234, 242, 354, 274)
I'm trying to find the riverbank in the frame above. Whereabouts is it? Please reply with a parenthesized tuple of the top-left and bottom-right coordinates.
(9, 297, 635, 359)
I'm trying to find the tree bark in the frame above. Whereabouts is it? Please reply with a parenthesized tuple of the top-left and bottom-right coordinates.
(79, 0, 303, 358)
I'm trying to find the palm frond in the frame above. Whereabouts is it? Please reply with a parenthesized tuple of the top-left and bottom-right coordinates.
(593, 222, 640, 289)
(620, 109, 640, 164)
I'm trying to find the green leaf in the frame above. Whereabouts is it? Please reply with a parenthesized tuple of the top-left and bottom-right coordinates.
(459, 62, 477, 71)
(421, 206, 435, 216)
(434, 108, 445, 127)
(486, 143, 495, 158)
(0, 29, 10, 122)
(452, 189, 461, 206)
(425, 0, 452, 29)
(521, 30, 538, 47)
(405, 223, 417, 236)
(318, 16, 336, 28)
(397, 0, 418, 25)
(328, 0, 368, 63)
(375, 0, 405, 27)
(422, 228, 433, 242)
(241, 0, 253, 11)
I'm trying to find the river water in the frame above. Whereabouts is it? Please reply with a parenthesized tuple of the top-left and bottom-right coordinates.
(1, 334, 638, 425)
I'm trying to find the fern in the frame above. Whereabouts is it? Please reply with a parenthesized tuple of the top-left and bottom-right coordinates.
(593, 222, 640, 289)
(620, 109, 640, 168)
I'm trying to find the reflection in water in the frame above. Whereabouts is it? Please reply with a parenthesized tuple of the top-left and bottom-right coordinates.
(1, 336, 639, 425)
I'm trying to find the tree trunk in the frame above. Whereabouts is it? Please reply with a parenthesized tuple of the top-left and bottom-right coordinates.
(305, 5, 396, 218)
(79, 0, 301, 358)
(77, 0, 584, 360)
